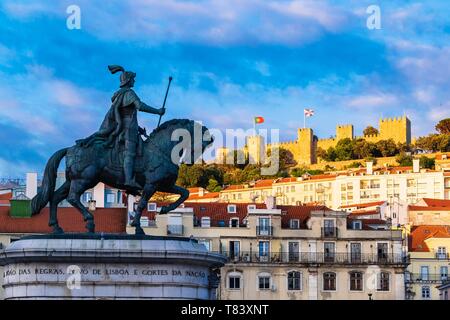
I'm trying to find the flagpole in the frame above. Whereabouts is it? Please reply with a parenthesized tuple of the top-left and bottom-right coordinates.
(253, 118, 256, 136)
(303, 111, 306, 129)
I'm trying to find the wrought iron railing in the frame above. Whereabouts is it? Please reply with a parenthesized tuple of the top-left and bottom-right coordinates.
(321, 227, 338, 238)
(256, 226, 274, 236)
(221, 251, 406, 265)
(405, 273, 449, 282)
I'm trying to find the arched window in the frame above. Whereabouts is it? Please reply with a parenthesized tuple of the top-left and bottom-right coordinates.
(227, 272, 242, 290)
(377, 272, 390, 291)
(287, 271, 302, 291)
(349, 271, 363, 291)
(323, 272, 336, 291)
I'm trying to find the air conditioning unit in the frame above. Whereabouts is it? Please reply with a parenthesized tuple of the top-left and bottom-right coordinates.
(243, 254, 251, 262)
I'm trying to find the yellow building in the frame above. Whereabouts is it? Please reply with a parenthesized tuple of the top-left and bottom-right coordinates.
(126, 201, 407, 300)
(405, 225, 450, 300)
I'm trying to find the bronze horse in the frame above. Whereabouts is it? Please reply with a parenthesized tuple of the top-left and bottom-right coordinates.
(31, 119, 213, 235)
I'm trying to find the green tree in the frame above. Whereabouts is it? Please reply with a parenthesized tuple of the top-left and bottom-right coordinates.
(353, 139, 380, 159)
(436, 118, 450, 134)
(415, 134, 450, 152)
(334, 138, 355, 161)
(206, 178, 222, 192)
(363, 126, 379, 136)
(396, 152, 413, 166)
(419, 156, 435, 169)
(376, 139, 399, 157)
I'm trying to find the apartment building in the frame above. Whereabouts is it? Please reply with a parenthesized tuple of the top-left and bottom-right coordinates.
(405, 225, 450, 300)
(217, 160, 449, 214)
(126, 200, 407, 300)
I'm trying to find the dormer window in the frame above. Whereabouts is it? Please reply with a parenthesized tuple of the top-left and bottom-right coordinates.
(147, 202, 157, 211)
(228, 204, 237, 214)
(230, 218, 239, 228)
(201, 217, 211, 228)
(290, 219, 300, 229)
(247, 204, 256, 211)
(352, 220, 362, 230)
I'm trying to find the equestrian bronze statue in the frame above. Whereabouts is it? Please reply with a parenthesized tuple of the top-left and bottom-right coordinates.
(30, 66, 213, 235)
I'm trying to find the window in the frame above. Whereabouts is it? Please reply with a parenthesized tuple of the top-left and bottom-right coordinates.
(441, 266, 448, 281)
(259, 241, 270, 261)
(291, 186, 295, 192)
(437, 247, 447, 259)
(349, 272, 363, 291)
(229, 241, 240, 260)
(247, 204, 256, 211)
(290, 219, 300, 229)
(377, 243, 388, 262)
(258, 274, 271, 290)
(324, 242, 335, 263)
(420, 266, 429, 281)
(227, 204, 236, 213)
(106, 193, 115, 203)
(82, 192, 92, 203)
(377, 272, 390, 291)
(350, 243, 361, 263)
(230, 218, 239, 228)
(323, 272, 336, 291)
(228, 273, 241, 290)
(352, 220, 362, 230)
(287, 271, 301, 290)
(421, 286, 431, 299)
(201, 217, 211, 228)
(147, 202, 157, 211)
(288, 242, 299, 262)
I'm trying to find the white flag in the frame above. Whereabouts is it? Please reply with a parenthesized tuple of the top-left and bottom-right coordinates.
(304, 108, 314, 117)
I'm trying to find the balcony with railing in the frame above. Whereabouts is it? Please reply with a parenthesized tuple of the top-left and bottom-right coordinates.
(405, 273, 449, 283)
(221, 251, 406, 265)
(256, 226, 273, 237)
(435, 252, 449, 260)
(167, 224, 183, 235)
(321, 227, 338, 238)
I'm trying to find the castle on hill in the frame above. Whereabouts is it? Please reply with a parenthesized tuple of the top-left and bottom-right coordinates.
(216, 116, 411, 166)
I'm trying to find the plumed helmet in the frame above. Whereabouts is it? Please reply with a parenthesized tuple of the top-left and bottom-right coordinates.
(108, 65, 136, 87)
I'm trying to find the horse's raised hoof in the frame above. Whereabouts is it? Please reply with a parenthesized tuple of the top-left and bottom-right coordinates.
(51, 226, 64, 234)
(86, 220, 95, 233)
(135, 226, 145, 235)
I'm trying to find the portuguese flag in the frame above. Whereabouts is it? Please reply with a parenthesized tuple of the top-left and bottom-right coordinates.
(254, 116, 265, 124)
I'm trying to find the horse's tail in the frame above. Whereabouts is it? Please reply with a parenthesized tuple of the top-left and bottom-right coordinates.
(31, 148, 68, 216)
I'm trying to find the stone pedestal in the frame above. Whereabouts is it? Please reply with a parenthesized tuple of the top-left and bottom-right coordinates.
(0, 234, 226, 300)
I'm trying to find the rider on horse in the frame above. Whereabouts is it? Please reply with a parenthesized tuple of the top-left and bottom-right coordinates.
(79, 65, 165, 190)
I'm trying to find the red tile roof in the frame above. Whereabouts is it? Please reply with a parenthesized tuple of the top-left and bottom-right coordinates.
(409, 205, 450, 212)
(340, 201, 386, 209)
(187, 192, 220, 200)
(0, 206, 127, 234)
(421, 198, 450, 207)
(143, 202, 331, 228)
(349, 209, 379, 217)
(0, 192, 12, 200)
(409, 225, 450, 252)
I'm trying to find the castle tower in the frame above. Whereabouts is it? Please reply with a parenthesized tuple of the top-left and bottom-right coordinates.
(336, 124, 354, 141)
(379, 116, 411, 144)
(297, 128, 315, 165)
(216, 147, 229, 164)
(247, 135, 266, 165)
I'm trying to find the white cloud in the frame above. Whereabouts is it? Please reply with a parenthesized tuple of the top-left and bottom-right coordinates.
(347, 94, 398, 109)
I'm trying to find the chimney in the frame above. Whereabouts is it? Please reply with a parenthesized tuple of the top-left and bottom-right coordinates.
(265, 196, 276, 210)
(413, 159, 420, 173)
(25, 172, 38, 199)
(366, 161, 373, 175)
(93, 183, 105, 208)
(198, 188, 204, 197)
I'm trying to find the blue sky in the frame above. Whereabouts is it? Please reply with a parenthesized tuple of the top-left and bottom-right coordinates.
(0, 0, 449, 176)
